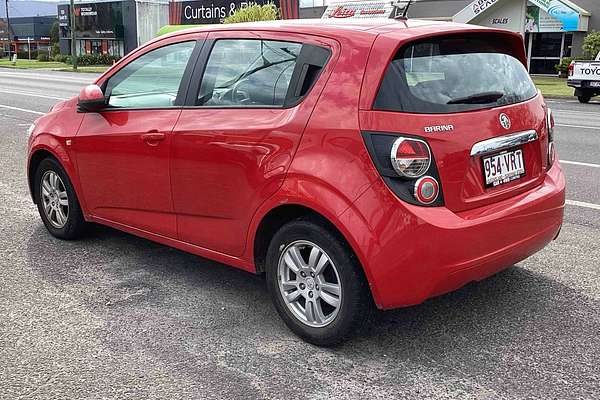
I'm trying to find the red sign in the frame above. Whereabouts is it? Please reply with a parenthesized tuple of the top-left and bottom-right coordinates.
(330, 6, 356, 18)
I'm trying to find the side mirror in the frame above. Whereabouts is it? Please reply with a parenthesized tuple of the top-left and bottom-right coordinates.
(78, 84, 106, 112)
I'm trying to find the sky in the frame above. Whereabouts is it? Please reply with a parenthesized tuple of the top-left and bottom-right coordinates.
(1, 1, 61, 18)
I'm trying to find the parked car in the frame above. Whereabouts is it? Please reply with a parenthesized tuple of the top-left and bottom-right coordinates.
(568, 51, 600, 103)
(27, 19, 565, 345)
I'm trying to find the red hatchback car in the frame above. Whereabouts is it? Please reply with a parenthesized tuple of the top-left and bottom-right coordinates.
(27, 19, 565, 345)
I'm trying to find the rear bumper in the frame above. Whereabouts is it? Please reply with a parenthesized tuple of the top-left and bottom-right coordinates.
(339, 162, 565, 310)
(568, 80, 600, 92)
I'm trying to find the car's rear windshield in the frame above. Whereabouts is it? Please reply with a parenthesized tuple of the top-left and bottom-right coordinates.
(374, 35, 538, 114)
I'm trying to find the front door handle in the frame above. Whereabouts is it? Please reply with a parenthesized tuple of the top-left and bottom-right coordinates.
(141, 131, 165, 146)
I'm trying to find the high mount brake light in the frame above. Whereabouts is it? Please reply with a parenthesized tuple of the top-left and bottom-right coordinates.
(390, 137, 431, 178)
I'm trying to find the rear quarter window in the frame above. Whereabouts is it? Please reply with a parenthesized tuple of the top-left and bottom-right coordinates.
(374, 35, 538, 114)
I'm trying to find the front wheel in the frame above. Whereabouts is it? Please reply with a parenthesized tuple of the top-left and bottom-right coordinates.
(265, 219, 372, 346)
(34, 158, 87, 240)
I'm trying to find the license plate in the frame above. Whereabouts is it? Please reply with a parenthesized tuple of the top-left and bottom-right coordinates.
(589, 81, 600, 88)
(482, 149, 525, 187)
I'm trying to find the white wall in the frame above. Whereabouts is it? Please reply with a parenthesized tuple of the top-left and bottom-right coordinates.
(471, 0, 527, 33)
(136, 0, 169, 46)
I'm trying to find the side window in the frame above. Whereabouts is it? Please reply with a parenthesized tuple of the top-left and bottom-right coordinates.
(197, 39, 302, 107)
(105, 41, 196, 109)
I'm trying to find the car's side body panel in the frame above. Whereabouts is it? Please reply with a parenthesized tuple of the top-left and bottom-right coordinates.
(72, 33, 206, 238)
(240, 28, 381, 269)
(171, 31, 341, 257)
(75, 110, 181, 238)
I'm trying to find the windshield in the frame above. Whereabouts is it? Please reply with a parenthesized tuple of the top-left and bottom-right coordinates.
(374, 36, 538, 114)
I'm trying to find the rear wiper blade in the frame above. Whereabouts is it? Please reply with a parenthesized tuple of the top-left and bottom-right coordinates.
(447, 91, 504, 105)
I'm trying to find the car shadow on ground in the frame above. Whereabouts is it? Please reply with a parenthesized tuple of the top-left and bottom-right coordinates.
(25, 222, 598, 398)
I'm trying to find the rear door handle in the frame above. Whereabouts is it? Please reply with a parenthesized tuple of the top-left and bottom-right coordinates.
(141, 131, 165, 145)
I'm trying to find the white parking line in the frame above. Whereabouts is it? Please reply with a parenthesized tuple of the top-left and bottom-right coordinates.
(566, 200, 600, 211)
(0, 71, 94, 84)
(560, 160, 600, 168)
(0, 89, 67, 101)
(0, 104, 45, 115)
(556, 124, 599, 129)
(553, 110, 600, 116)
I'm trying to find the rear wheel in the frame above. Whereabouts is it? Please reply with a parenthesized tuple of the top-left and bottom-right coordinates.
(578, 93, 591, 103)
(265, 218, 372, 346)
(34, 158, 86, 240)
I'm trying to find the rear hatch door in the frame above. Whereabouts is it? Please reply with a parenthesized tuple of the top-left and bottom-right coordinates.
(360, 29, 550, 213)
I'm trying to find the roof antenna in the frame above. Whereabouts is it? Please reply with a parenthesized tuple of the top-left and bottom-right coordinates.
(393, 0, 413, 20)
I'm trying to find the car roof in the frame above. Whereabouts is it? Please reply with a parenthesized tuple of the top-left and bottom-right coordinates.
(164, 18, 461, 40)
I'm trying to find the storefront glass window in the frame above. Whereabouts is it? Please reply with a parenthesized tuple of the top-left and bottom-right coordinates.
(563, 33, 573, 58)
(91, 40, 102, 54)
(531, 33, 562, 58)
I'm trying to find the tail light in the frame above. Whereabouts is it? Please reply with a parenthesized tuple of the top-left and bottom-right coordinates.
(568, 61, 575, 77)
(414, 176, 439, 204)
(390, 138, 431, 178)
(547, 108, 556, 167)
(362, 132, 444, 207)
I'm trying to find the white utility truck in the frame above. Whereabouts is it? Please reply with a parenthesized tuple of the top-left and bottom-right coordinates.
(568, 52, 600, 103)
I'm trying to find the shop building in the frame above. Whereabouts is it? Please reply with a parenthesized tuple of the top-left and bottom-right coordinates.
(0, 16, 55, 58)
(300, 0, 599, 74)
(57, 0, 168, 58)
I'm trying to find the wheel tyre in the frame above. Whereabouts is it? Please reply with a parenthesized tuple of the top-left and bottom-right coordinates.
(265, 218, 372, 346)
(34, 158, 86, 240)
(578, 94, 591, 103)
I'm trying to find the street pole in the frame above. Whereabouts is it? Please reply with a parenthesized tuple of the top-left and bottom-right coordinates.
(4, 0, 11, 60)
(70, 0, 77, 70)
(27, 37, 30, 60)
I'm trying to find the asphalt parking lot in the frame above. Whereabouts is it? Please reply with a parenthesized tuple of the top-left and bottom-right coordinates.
(0, 69, 598, 399)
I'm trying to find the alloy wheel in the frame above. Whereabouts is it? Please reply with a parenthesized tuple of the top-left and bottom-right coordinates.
(40, 170, 69, 229)
(277, 240, 342, 328)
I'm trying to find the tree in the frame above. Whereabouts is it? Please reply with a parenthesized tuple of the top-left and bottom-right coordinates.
(223, 3, 279, 24)
(50, 21, 59, 44)
(582, 31, 600, 59)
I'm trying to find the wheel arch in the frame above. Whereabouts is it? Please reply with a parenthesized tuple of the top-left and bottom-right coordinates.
(253, 204, 334, 273)
(27, 144, 87, 215)
(28, 148, 57, 202)
(251, 202, 377, 302)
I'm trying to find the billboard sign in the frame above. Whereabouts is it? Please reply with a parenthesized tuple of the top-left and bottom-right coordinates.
(526, 1, 581, 32)
(169, 0, 280, 24)
(58, 2, 124, 39)
(321, 1, 395, 19)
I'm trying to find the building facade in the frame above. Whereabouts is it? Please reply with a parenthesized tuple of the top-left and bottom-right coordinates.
(300, 0, 599, 74)
(0, 16, 55, 58)
(57, 0, 168, 57)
